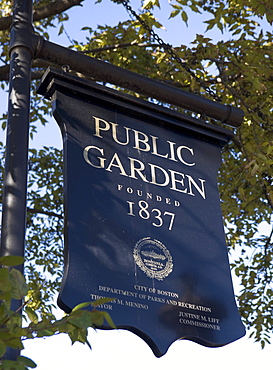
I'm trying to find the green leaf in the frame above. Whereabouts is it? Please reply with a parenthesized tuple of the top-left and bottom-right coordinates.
(0, 304, 7, 321)
(58, 24, 64, 36)
(0, 256, 24, 267)
(91, 297, 115, 307)
(0, 268, 12, 293)
(18, 355, 37, 368)
(250, 162, 259, 176)
(72, 301, 93, 312)
(102, 311, 116, 329)
(268, 191, 273, 205)
(205, 20, 215, 31)
(169, 10, 180, 19)
(89, 311, 104, 327)
(238, 187, 246, 201)
(25, 306, 39, 324)
(4, 337, 23, 350)
(2, 359, 25, 370)
(67, 327, 87, 345)
(68, 310, 95, 329)
(266, 146, 273, 155)
(181, 11, 188, 25)
(36, 329, 55, 337)
(9, 269, 28, 300)
(0, 339, 6, 357)
(142, 0, 160, 10)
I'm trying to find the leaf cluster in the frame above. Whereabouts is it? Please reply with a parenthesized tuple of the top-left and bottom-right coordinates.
(0, 256, 114, 369)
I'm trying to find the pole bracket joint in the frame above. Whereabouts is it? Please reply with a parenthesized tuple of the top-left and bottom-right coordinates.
(9, 20, 36, 58)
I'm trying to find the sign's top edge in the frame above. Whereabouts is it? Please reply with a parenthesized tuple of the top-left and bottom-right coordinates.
(37, 67, 234, 143)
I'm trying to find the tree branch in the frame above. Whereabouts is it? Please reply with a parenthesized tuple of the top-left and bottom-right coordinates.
(82, 42, 161, 54)
(27, 207, 63, 219)
(263, 182, 273, 210)
(33, 0, 84, 23)
(0, 0, 85, 31)
(0, 59, 60, 82)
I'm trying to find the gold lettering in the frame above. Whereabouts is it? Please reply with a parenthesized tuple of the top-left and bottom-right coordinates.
(168, 169, 187, 193)
(186, 174, 206, 199)
(128, 157, 149, 182)
(151, 135, 168, 158)
(148, 163, 169, 186)
(110, 122, 131, 145)
(176, 145, 195, 166)
(83, 146, 106, 168)
(105, 153, 128, 177)
(93, 116, 110, 138)
(132, 129, 150, 151)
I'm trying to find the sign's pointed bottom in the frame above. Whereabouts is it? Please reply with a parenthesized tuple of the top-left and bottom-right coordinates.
(84, 324, 246, 358)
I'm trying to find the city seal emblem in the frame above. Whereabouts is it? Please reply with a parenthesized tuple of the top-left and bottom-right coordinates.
(133, 237, 173, 281)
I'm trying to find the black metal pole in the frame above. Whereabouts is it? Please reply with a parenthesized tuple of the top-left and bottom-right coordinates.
(0, 0, 33, 361)
(35, 38, 244, 127)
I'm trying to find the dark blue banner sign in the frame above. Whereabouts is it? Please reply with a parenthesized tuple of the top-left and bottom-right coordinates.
(38, 69, 245, 357)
